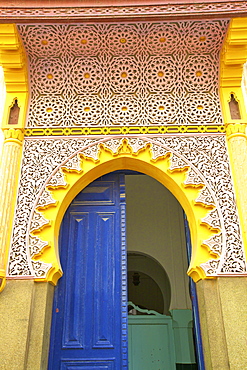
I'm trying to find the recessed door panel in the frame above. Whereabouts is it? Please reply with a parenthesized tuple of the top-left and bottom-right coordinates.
(93, 213, 115, 349)
(60, 358, 115, 369)
(62, 213, 88, 349)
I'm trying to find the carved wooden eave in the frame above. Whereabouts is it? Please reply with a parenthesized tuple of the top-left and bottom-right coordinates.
(0, 0, 247, 22)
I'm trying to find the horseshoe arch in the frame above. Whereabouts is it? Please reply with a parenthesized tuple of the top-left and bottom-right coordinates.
(28, 137, 223, 285)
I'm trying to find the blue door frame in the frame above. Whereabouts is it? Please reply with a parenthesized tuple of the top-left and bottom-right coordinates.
(184, 214, 205, 370)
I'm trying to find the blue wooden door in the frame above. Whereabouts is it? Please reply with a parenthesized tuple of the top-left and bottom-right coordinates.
(48, 173, 128, 369)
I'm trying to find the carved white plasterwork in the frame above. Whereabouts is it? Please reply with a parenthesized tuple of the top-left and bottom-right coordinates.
(162, 136, 246, 274)
(103, 138, 124, 155)
(61, 153, 82, 172)
(203, 233, 223, 256)
(18, 21, 228, 128)
(169, 154, 188, 171)
(29, 235, 49, 258)
(202, 209, 221, 230)
(195, 187, 215, 207)
(36, 189, 56, 209)
(30, 210, 50, 233)
(7, 136, 246, 279)
(184, 169, 205, 187)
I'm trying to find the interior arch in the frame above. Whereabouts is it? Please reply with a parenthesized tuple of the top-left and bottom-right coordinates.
(128, 252, 171, 315)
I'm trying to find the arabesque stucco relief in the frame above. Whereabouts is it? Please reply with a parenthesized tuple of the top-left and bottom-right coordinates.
(7, 136, 246, 282)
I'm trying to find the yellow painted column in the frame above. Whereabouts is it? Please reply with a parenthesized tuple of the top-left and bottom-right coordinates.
(226, 123, 247, 249)
(0, 24, 28, 292)
(220, 17, 247, 258)
(0, 129, 24, 291)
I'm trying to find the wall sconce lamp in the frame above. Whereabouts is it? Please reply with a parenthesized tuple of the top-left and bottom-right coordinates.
(132, 272, 140, 286)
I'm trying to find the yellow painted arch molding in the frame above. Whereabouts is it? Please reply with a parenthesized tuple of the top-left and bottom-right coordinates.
(29, 138, 222, 285)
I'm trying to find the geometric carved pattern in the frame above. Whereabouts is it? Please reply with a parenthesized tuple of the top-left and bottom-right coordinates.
(46, 170, 67, 188)
(169, 154, 188, 171)
(61, 153, 82, 173)
(31, 260, 52, 278)
(200, 259, 220, 276)
(18, 21, 228, 128)
(7, 136, 246, 280)
(163, 136, 246, 275)
(184, 169, 205, 187)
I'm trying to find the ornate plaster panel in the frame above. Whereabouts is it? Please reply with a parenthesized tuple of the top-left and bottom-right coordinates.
(18, 21, 228, 128)
(7, 135, 246, 280)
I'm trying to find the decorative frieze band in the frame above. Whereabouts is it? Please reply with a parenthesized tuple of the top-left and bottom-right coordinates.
(24, 125, 226, 137)
(0, 3, 246, 20)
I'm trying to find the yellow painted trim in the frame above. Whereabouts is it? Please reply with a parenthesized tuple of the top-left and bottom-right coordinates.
(24, 125, 226, 137)
(220, 18, 247, 125)
(0, 24, 29, 130)
(32, 143, 220, 284)
(225, 122, 247, 139)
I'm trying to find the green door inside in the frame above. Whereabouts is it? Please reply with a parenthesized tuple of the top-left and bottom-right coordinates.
(128, 303, 176, 370)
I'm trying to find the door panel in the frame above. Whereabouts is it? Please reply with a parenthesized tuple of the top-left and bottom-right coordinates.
(93, 212, 116, 349)
(48, 174, 127, 369)
(62, 213, 88, 349)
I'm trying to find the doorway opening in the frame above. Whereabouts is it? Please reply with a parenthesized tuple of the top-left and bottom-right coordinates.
(48, 171, 202, 369)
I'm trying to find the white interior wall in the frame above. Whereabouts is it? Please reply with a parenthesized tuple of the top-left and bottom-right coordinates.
(126, 174, 191, 310)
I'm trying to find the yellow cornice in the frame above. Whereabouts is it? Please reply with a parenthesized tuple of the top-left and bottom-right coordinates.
(0, 24, 28, 129)
(221, 18, 247, 86)
(220, 18, 247, 128)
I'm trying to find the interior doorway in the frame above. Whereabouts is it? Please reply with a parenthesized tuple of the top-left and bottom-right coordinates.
(126, 174, 198, 369)
(128, 253, 171, 315)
